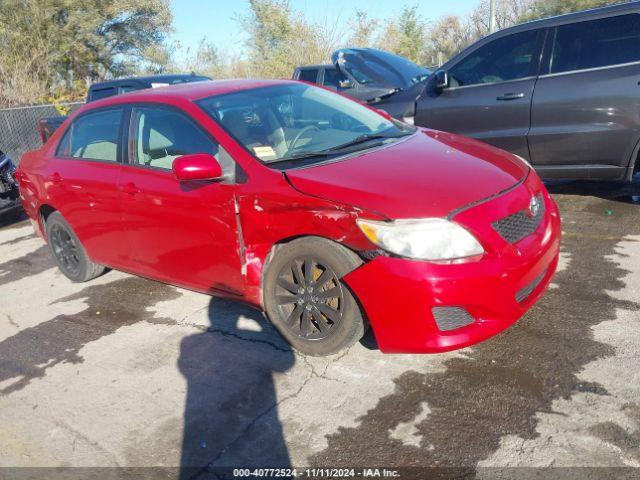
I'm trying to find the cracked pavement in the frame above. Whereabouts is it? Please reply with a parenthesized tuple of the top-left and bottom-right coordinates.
(0, 183, 639, 478)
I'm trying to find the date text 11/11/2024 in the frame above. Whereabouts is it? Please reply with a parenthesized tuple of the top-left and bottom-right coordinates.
(232, 468, 401, 478)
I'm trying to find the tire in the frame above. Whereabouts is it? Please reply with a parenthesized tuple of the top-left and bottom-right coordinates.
(263, 237, 365, 356)
(45, 211, 105, 282)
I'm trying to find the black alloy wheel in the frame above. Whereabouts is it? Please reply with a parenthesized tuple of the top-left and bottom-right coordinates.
(49, 222, 81, 277)
(274, 257, 344, 341)
(45, 211, 106, 282)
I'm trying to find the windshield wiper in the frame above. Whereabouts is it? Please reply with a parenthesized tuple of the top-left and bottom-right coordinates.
(326, 130, 412, 152)
(268, 150, 333, 163)
(269, 130, 414, 164)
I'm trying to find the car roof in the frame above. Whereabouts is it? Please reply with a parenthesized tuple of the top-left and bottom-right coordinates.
(491, 1, 640, 36)
(82, 79, 300, 109)
(89, 74, 211, 90)
(297, 64, 334, 70)
(440, 2, 640, 71)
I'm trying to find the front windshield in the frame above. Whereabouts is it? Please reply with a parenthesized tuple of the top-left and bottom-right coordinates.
(197, 83, 415, 168)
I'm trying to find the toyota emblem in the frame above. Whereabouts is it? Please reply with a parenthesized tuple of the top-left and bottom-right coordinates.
(529, 196, 540, 217)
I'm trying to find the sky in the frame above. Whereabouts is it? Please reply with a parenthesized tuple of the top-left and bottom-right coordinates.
(170, 0, 480, 60)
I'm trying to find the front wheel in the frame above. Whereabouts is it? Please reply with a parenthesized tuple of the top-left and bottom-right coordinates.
(45, 211, 105, 282)
(263, 237, 365, 356)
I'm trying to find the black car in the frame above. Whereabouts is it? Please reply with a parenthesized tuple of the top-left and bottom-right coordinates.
(0, 151, 21, 223)
(293, 48, 430, 121)
(86, 73, 211, 101)
(38, 74, 211, 143)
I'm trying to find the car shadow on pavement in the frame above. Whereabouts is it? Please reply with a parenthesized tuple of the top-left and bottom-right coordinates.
(544, 179, 640, 204)
(178, 297, 295, 479)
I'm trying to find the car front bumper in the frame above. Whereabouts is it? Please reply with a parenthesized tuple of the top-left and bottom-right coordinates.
(344, 174, 562, 354)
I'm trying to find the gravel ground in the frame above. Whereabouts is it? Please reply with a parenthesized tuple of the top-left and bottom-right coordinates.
(0, 183, 638, 479)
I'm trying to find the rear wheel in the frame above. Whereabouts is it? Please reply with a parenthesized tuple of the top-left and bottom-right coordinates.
(264, 237, 365, 356)
(45, 212, 105, 282)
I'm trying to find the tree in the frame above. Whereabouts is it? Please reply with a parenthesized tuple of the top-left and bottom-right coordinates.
(238, 0, 341, 78)
(524, 0, 627, 21)
(0, 0, 173, 105)
(347, 9, 379, 48)
(424, 15, 474, 67)
(378, 6, 429, 65)
(469, 0, 534, 35)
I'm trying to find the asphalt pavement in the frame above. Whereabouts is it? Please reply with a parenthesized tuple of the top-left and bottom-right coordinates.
(0, 183, 639, 479)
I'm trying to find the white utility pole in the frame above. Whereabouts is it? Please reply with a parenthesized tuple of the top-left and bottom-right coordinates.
(489, 0, 497, 33)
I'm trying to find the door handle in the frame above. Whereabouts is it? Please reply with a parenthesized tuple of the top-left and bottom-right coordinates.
(50, 172, 62, 183)
(496, 92, 525, 101)
(123, 182, 140, 195)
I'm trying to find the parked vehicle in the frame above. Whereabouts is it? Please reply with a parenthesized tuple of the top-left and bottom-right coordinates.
(17, 79, 561, 355)
(293, 48, 430, 121)
(38, 73, 211, 143)
(0, 151, 21, 223)
(415, 2, 640, 182)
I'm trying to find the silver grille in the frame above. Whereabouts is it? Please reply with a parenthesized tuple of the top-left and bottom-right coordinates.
(516, 269, 547, 303)
(492, 194, 545, 244)
(432, 307, 475, 331)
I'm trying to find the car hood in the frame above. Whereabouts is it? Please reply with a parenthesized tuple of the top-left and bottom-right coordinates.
(332, 48, 431, 92)
(284, 129, 529, 219)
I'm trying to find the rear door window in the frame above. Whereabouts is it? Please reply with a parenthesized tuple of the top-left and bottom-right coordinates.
(449, 29, 542, 87)
(322, 68, 349, 88)
(297, 69, 319, 83)
(56, 108, 123, 162)
(551, 13, 640, 74)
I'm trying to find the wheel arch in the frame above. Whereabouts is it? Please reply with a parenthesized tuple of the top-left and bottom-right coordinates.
(37, 204, 57, 239)
(625, 135, 640, 181)
(259, 234, 365, 308)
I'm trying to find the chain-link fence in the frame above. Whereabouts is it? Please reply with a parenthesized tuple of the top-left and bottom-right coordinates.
(0, 102, 84, 163)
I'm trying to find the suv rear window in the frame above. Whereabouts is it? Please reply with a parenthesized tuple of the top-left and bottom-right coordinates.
(551, 13, 640, 74)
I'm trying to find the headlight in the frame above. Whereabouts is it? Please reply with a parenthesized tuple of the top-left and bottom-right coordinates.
(357, 218, 484, 261)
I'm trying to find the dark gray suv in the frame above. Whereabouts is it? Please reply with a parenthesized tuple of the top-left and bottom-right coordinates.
(416, 2, 640, 182)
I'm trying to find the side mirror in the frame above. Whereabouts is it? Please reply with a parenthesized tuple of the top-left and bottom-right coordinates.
(434, 69, 449, 90)
(173, 153, 224, 181)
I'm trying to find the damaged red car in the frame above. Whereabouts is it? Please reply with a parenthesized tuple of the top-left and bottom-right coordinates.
(16, 79, 561, 355)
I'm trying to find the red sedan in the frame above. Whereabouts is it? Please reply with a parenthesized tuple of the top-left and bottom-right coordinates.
(16, 79, 561, 355)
